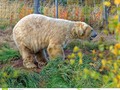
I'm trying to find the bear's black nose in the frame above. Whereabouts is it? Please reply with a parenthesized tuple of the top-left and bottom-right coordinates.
(91, 33, 97, 38)
(91, 30, 97, 38)
(89, 30, 97, 40)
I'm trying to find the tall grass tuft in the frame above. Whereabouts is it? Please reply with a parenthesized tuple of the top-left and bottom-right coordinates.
(0, 44, 20, 64)
(39, 56, 102, 88)
(0, 66, 40, 88)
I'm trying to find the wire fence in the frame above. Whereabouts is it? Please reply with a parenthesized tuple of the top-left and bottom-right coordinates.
(39, 0, 103, 29)
(0, 0, 117, 30)
(0, 0, 33, 29)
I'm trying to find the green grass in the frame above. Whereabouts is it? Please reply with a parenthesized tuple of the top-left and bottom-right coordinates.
(0, 20, 10, 30)
(0, 25, 7, 30)
(0, 66, 40, 88)
(0, 41, 114, 88)
(39, 41, 114, 88)
(39, 56, 102, 88)
(66, 40, 99, 51)
(0, 44, 20, 64)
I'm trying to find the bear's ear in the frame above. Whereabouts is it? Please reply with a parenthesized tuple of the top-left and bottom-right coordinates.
(71, 26, 77, 37)
(77, 28, 84, 36)
(71, 24, 84, 38)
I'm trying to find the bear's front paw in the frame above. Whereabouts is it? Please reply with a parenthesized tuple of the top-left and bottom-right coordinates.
(23, 62, 37, 69)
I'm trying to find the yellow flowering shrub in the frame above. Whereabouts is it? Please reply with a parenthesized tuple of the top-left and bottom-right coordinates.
(89, 7, 120, 86)
(65, 5, 120, 86)
(67, 46, 83, 66)
(104, 1, 111, 7)
(73, 46, 80, 53)
(114, 0, 120, 5)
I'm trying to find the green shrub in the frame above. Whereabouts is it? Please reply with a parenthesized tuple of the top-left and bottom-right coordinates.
(66, 40, 98, 50)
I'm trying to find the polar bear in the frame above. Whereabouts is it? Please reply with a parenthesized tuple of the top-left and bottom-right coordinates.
(13, 14, 97, 68)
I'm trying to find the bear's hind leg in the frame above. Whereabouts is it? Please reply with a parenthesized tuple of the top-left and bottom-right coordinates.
(19, 45, 37, 68)
(35, 50, 47, 68)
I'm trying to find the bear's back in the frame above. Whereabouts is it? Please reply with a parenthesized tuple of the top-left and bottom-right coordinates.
(13, 14, 74, 52)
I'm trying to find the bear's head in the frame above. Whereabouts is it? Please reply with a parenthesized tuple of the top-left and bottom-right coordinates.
(71, 22, 97, 40)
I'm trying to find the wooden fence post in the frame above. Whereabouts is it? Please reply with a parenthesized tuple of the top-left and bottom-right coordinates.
(34, 0, 40, 14)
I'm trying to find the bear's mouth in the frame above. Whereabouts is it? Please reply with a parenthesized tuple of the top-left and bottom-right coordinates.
(89, 36, 94, 40)
(89, 34, 97, 40)
(89, 30, 97, 40)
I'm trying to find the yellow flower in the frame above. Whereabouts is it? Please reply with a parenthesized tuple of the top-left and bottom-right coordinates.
(112, 48, 118, 55)
(78, 52, 82, 58)
(84, 68, 89, 75)
(67, 55, 71, 59)
(73, 46, 79, 52)
(70, 59, 75, 65)
(112, 70, 117, 73)
(114, 62, 118, 70)
(109, 45, 114, 51)
(93, 57, 97, 61)
(92, 50, 96, 54)
(114, 0, 120, 5)
(118, 50, 120, 54)
(113, 78, 118, 84)
(117, 75, 120, 79)
(116, 59, 120, 63)
(116, 24, 120, 33)
(104, 1, 111, 7)
(114, 15, 119, 20)
(117, 84, 120, 88)
(68, 53, 76, 59)
(79, 59, 83, 64)
(107, 60, 112, 64)
(115, 43, 120, 48)
(101, 59, 106, 66)
(99, 53, 103, 58)
(71, 53, 76, 58)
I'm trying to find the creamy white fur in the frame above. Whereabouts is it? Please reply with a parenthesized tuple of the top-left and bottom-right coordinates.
(13, 14, 92, 68)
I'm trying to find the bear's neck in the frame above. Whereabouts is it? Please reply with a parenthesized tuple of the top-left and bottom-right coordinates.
(69, 24, 79, 39)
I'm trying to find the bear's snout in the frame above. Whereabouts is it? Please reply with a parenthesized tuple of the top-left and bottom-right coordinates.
(90, 30, 97, 40)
